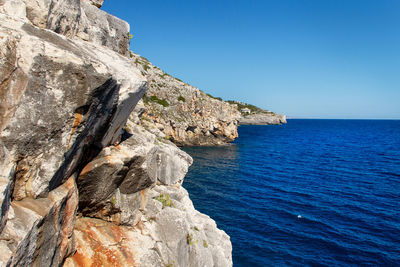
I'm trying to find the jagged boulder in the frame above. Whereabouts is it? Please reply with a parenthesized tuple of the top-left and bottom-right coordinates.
(0, 16, 145, 200)
(65, 184, 233, 267)
(47, 0, 130, 56)
(77, 124, 193, 226)
(240, 113, 287, 125)
(0, 177, 78, 266)
(0, 0, 129, 55)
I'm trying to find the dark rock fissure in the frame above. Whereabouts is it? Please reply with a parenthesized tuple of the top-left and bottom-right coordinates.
(48, 78, 120, 192)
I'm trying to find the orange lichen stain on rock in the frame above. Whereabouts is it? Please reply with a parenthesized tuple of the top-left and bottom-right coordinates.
(60, 177, 79, 257)
(79, 162, 92, 178)
(70, 249, 90, 267)
(105, 155, 113, 163)
(135, 219, 144, 233)
(111, 225, 137, 265)
(67, 112, 83, 149)
(13, 159, 30, 200)
(74, 221, 119, 266)
(140, 189, 147, 211)
(71, 218, 137, 267)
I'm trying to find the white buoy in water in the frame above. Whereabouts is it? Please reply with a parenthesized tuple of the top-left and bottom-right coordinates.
(297, 215, 302, 219)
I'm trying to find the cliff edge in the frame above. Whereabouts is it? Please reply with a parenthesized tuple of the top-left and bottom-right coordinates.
(0, 0, 232, 266)
(228, 101, 287, 125)
(131, 54, 241, 146)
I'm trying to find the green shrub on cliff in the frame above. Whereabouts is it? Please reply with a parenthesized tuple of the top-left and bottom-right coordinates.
(134, 56, 151, 71)
(178, 95, 186, 102)
(206, 93, 222, 101)
(186, 233, 198, 246)
(143, 95, 170, 107)
(226, 100, 275, 116)
(155, 193, 174, 208)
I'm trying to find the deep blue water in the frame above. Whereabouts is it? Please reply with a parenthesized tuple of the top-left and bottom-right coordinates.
(182, 119, 400, 266)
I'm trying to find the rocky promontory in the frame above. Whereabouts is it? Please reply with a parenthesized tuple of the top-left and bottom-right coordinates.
(0, 0, 232, 266)
(240, 113, 287, 125)
(131, 54, 241, 146)
(227, 101, 287, 125)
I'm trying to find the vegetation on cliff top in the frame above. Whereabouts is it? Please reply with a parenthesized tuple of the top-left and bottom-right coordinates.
(226, 100, 276, 116)
(134, 53, 276, 121)
(143, 95, 170, 107)
(198, 90, 275, 117)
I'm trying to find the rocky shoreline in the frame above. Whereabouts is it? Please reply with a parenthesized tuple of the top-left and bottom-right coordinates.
(131, 53, 241, 146)
(0, 0, 231, 266)
(239, 113, 287, 125)
(0, 0, 284, 266)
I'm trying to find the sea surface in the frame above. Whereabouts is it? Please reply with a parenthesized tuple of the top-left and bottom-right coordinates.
(182, 119, 400, 266)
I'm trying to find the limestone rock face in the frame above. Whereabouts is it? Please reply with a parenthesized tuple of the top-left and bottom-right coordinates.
(87, 0, 104, 8)
(0, 176, 78, 267)
(49, 0, 130, 56)
(0, 0, 129, 55)
(77, 123, 192, 226)
(0, 17, 145, 200)
(132, 54, 241, 146)
(0, 2, 146, 265)
(0, 1, 233, 266)
(240, 113, 287, 125)
(0, 141, 15, 232)
(65, 184, 233, 267)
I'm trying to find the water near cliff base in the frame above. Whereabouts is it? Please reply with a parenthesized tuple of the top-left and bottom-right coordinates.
(182, 119, 400, 266)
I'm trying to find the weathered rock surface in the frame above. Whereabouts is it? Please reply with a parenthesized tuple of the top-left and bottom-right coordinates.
(87, 0, 104, 8)
(240, 113, 287, 125)
(0, 176, 78, 267)
(65, 184, 232, 267)
(0, 1, 147, 265)
(77, 123, 192, 226)
(0, 0, 129, 55)
(131, 54, 241, 146)
(0, 141, 15, 232)
(0, 15, 145, 200)
(0, 0, 234, 266)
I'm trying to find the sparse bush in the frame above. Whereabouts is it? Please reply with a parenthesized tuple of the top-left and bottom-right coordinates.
(225, 100, 274, 116)
(206, 93, 222, 101)
(155, 193, 174, 208)
(187, 233, 194, 245)
(143, 95, 170, 107)
(178, 95, 186, 102)
(142, 63, 150, 71)
(160, 73, 171, 79)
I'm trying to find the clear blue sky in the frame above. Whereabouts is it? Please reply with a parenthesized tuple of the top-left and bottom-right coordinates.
(102, 0, 400, 119)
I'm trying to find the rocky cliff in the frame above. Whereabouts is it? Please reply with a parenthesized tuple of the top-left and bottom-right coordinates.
(227, 101, 287, 125)
(131, 55, 286, 142)
(0, 1, 232, 266)
(239, 113, 287, 125)
(131, 54, 241, 146)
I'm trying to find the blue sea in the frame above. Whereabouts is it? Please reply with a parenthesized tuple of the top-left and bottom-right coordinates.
(182, 119, 400, 266)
